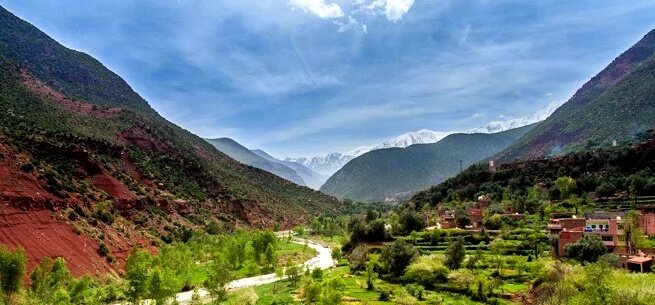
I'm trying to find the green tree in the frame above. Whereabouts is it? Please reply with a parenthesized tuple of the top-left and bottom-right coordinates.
(380, 239, 419, 278)
(624, 210, 645, 254)
(125, 248, 153, 304)
(555, 176, 577, 200)
(320, 276, 345, 305)
(265, 243, 278, 271)
(148, 268, 178, 305)
(364, 255, 379, 290)
(0, 246, 26, 305)
(204, 260, 234, 303)
(285, 263, 302, 287)
(445, 236, 466, 270)
(563, 235, 607, 263)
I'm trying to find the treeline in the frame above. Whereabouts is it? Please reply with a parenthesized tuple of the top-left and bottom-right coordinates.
(411, 137, 655, 209)
(0, 230, 294, 305)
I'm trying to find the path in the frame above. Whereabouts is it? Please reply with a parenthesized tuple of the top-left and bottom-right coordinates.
(173, 237, 335, 304)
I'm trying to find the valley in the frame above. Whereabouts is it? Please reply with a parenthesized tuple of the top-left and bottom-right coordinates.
(0, 2, 655, 305)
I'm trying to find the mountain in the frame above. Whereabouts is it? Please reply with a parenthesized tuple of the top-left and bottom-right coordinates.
(284, 153, 356, 176)
(467, 100, 564, 134)
(409, 133, 655, 210)
(205, 138, 306, 186)
(0, 5, 340, 276)
(285, 102, 561, 175)
(251, 149, 328, 190)
(497, 29, 655, 161)
(320, 125, 535, 202)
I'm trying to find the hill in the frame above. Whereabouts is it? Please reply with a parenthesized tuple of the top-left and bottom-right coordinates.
(205, 138, 306, 186)
(409, 131, 655, 213)
(320, 125, 534, 202)
(252, 149, 328, 190)
(0, 5, 340, 276)
(497, 29, 655, 161)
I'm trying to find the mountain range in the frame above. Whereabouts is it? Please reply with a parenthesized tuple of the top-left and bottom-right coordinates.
(285, 100, 563, 176)
(320, 125, 535, 202)
(0, 5, 339, 275)
(204, 137, 328, 190)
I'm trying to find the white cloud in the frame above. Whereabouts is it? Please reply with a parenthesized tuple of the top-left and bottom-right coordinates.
(472, 113, 485, 118)
(289, 0, 344, 19)
(383, 0, 415, 22)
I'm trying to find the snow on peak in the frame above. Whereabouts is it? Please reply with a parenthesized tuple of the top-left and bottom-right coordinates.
(286, 100, 565, 176)
(466, 100, 564, 134)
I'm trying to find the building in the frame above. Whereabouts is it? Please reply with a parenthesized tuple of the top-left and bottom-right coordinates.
(548, 217, 586, 257)
(549, 212, 626, 257)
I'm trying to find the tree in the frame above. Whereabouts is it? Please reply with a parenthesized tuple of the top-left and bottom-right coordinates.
(331, 248, 342, 264)
(125, 248, 152, 304)
(624, 210, 644, 254)
(455, 208, 471, 228)
(563, 235, 607, 263)
(252, 231, 277, 265)
(0, 246, 25, 304)
(555, 177, 577, 200)
(364, 255, 379, 290)
(445, 236, 466, 270)
(380, 239, 419, 278)
(320, 276, 345, 305)
(204, 260, 234, 303)
(148, 268, 178, 305)
(403, 256, 449, 288)
(285, 262, 302, 287)
(347, 245, 368, 271)
(265, 243, 278, 271)
(399, 210, 425, 234)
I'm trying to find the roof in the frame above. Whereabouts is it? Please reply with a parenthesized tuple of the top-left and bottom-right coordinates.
(628, 257, 653, 264)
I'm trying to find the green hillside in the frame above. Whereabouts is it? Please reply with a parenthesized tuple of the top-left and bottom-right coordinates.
(206, 138, 306, 186)
(498, 29, 655, 161)
(0, 5, 341, 232)
(320, 125, 534, 202)
(409, 131, 655, 212)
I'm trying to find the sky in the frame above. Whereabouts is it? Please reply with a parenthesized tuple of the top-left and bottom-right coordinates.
(1, 0, 654, 157)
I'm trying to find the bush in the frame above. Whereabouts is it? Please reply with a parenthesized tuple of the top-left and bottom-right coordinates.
(97, 243, 110, 257)
(380, 239, 419, 278)
(564, 235, 607, 263)
(378, 289, 391, 301)
(403, 256, 449, 288)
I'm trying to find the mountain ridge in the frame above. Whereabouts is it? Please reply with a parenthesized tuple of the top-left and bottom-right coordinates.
(320, 125, 535, 202)
(496, 28, 655, 161)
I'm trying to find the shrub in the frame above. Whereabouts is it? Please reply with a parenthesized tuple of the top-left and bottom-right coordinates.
(97, 243, 110, 257)
(403, 255, 449, 288)
(564, 235, 607, 263)
(380, 239, 419, 278)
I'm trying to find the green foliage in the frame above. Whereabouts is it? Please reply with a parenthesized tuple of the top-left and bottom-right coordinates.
(563, 235, 607, 263)
(380, 239, 419, 278)
(445, 236, 466, 270)
(498, 30, 655, 161)
(125, 248, 153, 303)
(0, 246, 25, 304)
(204, 259, 234, 303)
(403, 255, 450, 288)
(321, 125, 534, 202)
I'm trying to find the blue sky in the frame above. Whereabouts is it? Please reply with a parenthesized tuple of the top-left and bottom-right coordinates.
(2, 0, 654, 157)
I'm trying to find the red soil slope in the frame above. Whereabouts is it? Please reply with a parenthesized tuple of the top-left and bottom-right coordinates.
(0, 207, 113, 277)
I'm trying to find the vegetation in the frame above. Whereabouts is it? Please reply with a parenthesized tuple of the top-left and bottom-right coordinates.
(321, 125, 535, 202)
(499, 29, 655, 161)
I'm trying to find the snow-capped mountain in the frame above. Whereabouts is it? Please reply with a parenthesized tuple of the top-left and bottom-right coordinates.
(286, 101, 564, 177)
(466, 100, 564, 134)
(284, 153, 355, 176)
